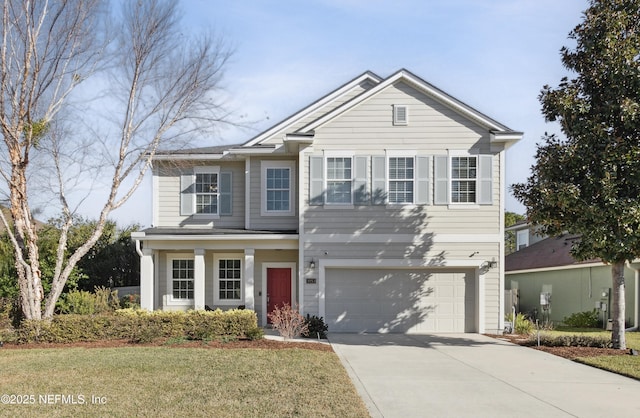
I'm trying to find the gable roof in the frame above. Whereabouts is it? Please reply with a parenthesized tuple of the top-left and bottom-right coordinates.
(296, 68, 522, 137)
(505, 234, 601, 272)
(241, 71, 382, 147)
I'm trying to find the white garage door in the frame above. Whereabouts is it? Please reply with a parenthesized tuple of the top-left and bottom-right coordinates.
(325, 268, 475, 333)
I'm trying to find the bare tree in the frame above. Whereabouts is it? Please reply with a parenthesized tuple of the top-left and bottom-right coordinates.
(0, 0, 232, 319)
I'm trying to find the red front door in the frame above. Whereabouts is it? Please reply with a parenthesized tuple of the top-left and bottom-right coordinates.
(267, 268, 291, 324)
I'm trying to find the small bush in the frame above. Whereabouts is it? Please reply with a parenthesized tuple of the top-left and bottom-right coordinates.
(563, 310, 598, 328)
(505, 312, 535, 335)
(120, 293, 140, 309)
(57, 287, 120, 315)
(245, 326, 264, 341)
(304, 314, 328, 339)
(268, 303, 308, 339)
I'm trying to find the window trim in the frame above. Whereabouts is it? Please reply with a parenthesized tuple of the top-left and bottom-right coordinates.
(393, 104, 408, 126)
(386, 154, 416, 205)
(193, 166, 221, 218)
(213, 253, 243, 305)
(261, 160, 295, 216)
(450, 155, 478, 205)
(166, 254, 195, 306)
(516, 229, 529, 251)
(324, 153, 354, 206)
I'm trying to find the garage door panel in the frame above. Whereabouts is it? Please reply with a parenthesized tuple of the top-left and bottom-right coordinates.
(326, 269, 475, 333)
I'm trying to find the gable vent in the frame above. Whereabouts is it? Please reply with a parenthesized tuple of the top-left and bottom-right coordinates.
(393, 105, 408, 125)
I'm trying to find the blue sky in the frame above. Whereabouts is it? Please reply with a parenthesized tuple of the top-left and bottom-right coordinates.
(116, 0, 588, 226)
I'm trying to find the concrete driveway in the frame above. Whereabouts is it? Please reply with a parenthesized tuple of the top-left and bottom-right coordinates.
(329, 333, 640, 418)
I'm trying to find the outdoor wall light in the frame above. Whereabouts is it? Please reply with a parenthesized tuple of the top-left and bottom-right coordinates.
(309, 260, 316, 269)
(483, 259, 497, 269)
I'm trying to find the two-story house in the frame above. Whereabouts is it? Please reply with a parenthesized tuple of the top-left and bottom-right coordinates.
(131, 69, 522, 334)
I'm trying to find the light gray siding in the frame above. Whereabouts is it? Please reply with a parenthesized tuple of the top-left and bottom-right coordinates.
(260, 80, 375, 145)
(154, 161, 245, 228)
(300, 80, 504, 333)
(248, 157, 298, 231)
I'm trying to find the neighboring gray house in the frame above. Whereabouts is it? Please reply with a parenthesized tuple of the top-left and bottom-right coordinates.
(505, 224, 639, 328)
(131, 69, 522, 334)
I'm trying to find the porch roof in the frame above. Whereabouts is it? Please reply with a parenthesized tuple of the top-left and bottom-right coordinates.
(132, 227, 298, 241)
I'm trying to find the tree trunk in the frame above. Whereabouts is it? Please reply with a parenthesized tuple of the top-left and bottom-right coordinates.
(611, 261, 626, 350)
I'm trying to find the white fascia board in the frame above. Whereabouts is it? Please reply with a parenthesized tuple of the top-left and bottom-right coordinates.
(319, 258, 484, 269)
(227, 144, 283, 155)
(306, 233, 501, 243)
(490, 131, 524, 148)
(153, 154, 226, 161)
(139, 233, 299, 242)
(242, 71, 382, 147)
(506, 262, 607, 275)
(299, 69, 514, 134)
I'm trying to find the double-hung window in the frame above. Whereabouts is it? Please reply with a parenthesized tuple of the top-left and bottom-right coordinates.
(261, 161, 295, 216)
(215, 255, 242, 303)
(451, 156, 477, 203)
(195, 168, 219, 214)
(171, 258, 194, 300)
(388, 157, 414, 204)
(326, 157, 352, 204)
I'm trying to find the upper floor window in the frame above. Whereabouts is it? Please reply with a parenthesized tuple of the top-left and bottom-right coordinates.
(388, 157, 414, 204)
(326, 157, 352, 204)
(180, 166, 232, 217)
(195, 172, 218, 214)
(261, 161, 295, 216)
(451, 156, 477, 203)
(517, 229, 529, 250)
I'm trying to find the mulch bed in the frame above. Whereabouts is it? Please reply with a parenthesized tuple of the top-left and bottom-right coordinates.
(0, 338, 333, 352)
(490, 334, 629, 359)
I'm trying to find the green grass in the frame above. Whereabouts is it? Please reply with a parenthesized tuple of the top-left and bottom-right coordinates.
(0, 346, 369, 417)
(544, 329, 640, 380)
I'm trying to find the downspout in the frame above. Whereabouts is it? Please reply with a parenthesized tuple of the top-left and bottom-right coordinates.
(135, 239, 143, 257)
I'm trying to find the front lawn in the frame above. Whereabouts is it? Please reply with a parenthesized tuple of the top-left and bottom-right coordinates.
(538, 329, 640, 380)
(0, 345, 369, 417)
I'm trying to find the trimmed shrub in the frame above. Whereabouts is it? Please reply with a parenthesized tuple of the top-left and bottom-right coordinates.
(563, 310, 599, 328)
(14, 308, 259, 344)
(526, 333, 611, 348)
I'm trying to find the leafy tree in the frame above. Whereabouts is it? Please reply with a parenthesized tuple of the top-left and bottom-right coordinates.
(512, 0, 640, 349)
(75, 221, 140, 290)
(505, 211, 526, 255)
(0, 0, 232, 319)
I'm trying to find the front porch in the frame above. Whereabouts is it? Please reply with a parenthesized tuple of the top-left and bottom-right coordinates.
(132, 228, 300, 326)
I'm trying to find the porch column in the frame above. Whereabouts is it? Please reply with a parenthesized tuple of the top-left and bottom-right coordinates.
(194, 248, 206, 310)
(629, 262, 640, 329)
(140, 248, 154, 311)
(244, 248, 255, 311)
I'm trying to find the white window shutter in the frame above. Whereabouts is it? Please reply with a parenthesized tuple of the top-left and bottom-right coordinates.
(434, 156, 449, 205)
(371, 156, 386, 205)
(309, 156, 324, 205)
(180, 172, 195, 216)
(415, 156, 431, 205)
(219, 172, 233, 215)
(478, 155, 493, 205)
(354, 156, 369, 205)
